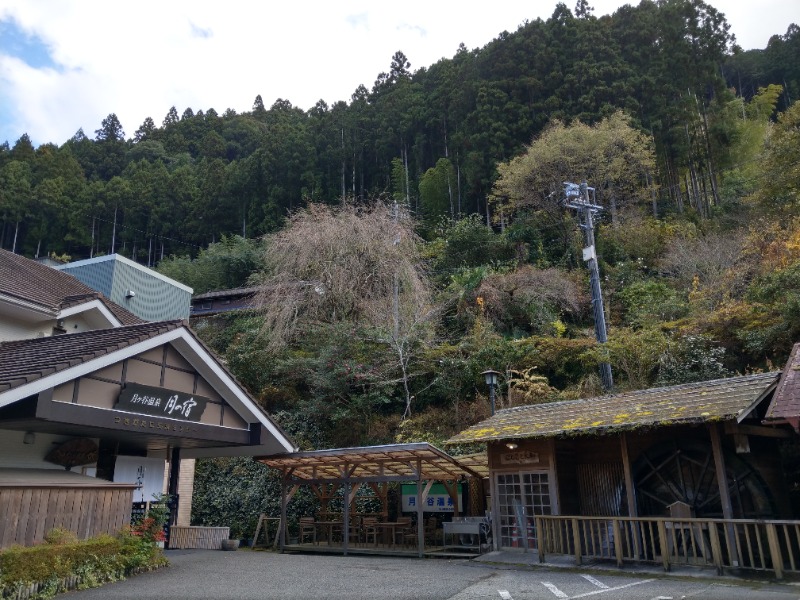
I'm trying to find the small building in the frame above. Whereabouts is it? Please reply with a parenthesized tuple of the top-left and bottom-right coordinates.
(447, 365, 800, 577)
(190, 287, 258, 318)
(56, 254, 192, 322)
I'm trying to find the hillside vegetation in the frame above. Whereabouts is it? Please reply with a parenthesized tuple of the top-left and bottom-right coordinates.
(1, 1, 799, 452)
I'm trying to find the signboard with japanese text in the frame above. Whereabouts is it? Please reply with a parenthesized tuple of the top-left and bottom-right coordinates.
(116, 382, 208, 422)
(401, 483, 463, 513)
(500, 449, 539, 465)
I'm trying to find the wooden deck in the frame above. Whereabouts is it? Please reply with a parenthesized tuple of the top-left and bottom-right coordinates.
(282, 540, 482, 559)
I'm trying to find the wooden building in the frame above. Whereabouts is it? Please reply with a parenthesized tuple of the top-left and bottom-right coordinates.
(0, 250, 296, 548)
(448, 364, 800, 577)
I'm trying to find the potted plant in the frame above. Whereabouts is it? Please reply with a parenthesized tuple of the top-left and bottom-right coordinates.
(222, 524, 243, 551)
(221, 538, 240, 551)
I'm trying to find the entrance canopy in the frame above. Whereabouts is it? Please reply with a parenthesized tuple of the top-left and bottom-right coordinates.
(259, 442, 483, 483)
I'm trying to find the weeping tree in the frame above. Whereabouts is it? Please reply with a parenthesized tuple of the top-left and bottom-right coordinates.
(254, 201, 438, 418)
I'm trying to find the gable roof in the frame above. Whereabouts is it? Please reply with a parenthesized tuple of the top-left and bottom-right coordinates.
(0, 320, 182, 395)
(447, 372, 780, 444)
(0, 249, 143, 325)
(764, 343, 800, 430)
(0, 320, 296, 455)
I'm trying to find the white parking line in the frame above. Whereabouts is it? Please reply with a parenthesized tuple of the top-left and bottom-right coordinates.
(498, 591, 512, 600)
(571, 579, 655, 599)
(542, 582, 569, 598)
(580, 575, 609, 589)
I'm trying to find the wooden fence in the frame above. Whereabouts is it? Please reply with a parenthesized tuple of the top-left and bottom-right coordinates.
(0, 484, 135, 548)
(535, 515, 800, 579)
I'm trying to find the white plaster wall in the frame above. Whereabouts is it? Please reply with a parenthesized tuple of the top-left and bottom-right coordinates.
(0, 312, 96, 341)
(0, 316, 51, 341)
(0, 429, 84, 469)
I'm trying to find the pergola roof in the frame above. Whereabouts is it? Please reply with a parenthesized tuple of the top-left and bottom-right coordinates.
(259, 442, 484, 483)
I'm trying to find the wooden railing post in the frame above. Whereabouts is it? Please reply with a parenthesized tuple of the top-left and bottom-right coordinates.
(612, 518, 623, 567)
(766, 523, 784, 580)
(707, 520, 724, 575)
(536, 516, 545, 563)
(657, 519, 670, 572)
(572, 518, 582, 566)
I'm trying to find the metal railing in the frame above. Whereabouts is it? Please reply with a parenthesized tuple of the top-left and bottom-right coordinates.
(534, 515, 800, 579)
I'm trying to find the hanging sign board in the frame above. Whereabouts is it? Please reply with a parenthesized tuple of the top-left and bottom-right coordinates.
(117, 382, 208, 422)
(401, 483, 463, 513)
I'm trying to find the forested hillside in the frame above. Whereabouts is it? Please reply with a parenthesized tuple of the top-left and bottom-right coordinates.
(2, 1, 799, 457)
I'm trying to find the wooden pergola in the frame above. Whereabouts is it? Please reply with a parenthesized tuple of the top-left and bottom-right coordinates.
(259, 442, 484, 557)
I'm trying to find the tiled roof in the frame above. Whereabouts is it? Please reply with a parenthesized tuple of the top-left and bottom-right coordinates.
(0, 249, 98, 310)
(0, 321, 182, 392)
(446, 372, 780, 444)
(764, 343, 800, 426)
(192, 287, 260, 301)
(0, 249, 143, 325)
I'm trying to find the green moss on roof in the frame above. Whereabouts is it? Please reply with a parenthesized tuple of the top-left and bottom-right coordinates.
(446, 372, 779, 444)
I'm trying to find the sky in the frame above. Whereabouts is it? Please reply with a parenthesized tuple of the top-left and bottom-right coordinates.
(0, 0, 796, 148)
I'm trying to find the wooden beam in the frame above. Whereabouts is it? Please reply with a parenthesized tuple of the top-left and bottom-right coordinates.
(421, 479, 435, 505)
(620, 433, 638, 518)
(724, 422, 792, 439)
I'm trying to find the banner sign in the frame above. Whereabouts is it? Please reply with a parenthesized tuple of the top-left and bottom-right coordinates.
(117, 382, 208, 422)
(401, 483, 463, 513)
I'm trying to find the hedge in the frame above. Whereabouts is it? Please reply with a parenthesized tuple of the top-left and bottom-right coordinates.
(0, 531, 167, 600)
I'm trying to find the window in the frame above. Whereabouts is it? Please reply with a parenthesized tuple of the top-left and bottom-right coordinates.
(496, 472, 552, 549)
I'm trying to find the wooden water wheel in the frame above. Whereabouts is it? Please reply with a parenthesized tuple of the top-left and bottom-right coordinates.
(632, 439, 775, 519)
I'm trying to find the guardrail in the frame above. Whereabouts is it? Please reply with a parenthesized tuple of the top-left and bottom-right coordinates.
(534, 515, 800, 579)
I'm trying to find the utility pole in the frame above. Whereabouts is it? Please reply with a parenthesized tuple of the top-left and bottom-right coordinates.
(564, 181, 614, 391)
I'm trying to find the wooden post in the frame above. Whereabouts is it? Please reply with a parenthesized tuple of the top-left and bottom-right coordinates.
(536, 516, 545, 563)
(620, 433, 641, 559)
(707, 520, 724, 575)
(279, 473, 288, 552)
(709, 424, 734, 520)
(342, 479, 350, 556)
(710, 423, 740, 566)
(490, 474, 500, 552)
(766, 523, 784, 580)
(572, 518, 582, 566)
(657, 519, 670, 572)
(612, 518, 624, 567)
(416, 477, 424, 558)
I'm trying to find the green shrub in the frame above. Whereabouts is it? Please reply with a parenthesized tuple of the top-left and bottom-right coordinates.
(0, 530, 167, 598)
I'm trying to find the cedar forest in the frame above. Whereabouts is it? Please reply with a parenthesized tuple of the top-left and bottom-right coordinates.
(2, 1, 799, 535)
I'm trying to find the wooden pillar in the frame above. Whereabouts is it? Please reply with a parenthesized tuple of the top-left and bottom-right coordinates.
(620, 433, 641, 559)
(710, 423, 739, 566)
(416, 474, 424, 557)
(342, 479, 350, 556)
(279, 472, 288, 552)
(620, 434, 637, 517)
(709, 424, 734, 520)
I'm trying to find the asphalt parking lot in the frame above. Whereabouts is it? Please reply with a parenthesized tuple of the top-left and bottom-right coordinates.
(62, 549, 800, 600)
